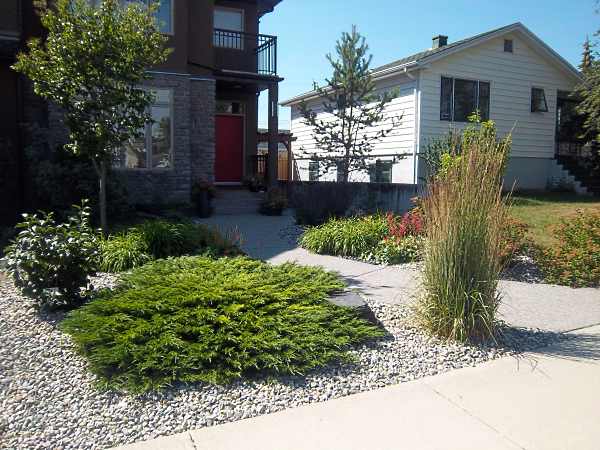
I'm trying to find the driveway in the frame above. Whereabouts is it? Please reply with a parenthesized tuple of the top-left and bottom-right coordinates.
(199, 212, 600, 332)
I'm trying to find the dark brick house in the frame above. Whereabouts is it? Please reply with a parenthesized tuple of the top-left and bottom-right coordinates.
(0, 0, 284, 222)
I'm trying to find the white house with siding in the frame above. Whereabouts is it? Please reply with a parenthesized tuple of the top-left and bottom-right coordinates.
(281, 23, 583, 190)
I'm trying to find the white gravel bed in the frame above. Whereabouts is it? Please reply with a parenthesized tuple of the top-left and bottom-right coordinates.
(0, 272, 562, 450)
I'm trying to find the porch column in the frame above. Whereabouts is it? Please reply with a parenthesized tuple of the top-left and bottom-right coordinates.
(267, 82, 279, 186)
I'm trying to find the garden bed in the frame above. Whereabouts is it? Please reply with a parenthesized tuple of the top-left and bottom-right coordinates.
(1, 271, 562, 450)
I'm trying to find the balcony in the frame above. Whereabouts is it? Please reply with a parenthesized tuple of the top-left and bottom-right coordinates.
(213, 29, 277, 77)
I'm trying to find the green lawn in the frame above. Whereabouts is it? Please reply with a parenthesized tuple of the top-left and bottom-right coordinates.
(510, 192, 600, 247)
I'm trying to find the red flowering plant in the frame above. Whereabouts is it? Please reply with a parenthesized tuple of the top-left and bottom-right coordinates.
(385, 209, 425, 242)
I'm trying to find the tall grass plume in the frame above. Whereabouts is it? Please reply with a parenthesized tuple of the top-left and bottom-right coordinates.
(417, 121, 512, 342)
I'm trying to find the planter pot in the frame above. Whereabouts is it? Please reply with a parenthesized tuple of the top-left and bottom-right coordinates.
(195, 191, 212, 218)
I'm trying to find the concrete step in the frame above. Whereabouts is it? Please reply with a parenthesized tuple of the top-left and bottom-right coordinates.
(212, 189, 265, 215)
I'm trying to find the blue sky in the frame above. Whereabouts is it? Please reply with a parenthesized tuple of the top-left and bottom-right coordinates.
(257, 0, 599, 130)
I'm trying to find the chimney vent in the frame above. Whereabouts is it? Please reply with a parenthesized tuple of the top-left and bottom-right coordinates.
(432, 35, 448, 49)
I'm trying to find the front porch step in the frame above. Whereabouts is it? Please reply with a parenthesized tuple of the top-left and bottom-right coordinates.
(212, 188, 265, 215)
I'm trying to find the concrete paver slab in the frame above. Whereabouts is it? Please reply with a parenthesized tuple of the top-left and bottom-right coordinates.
(425, 325, 600, 450)
(188, 381, 520, 450)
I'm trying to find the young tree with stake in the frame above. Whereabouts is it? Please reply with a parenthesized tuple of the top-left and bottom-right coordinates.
(299, 26, 402, 182)
(13, 0, 170, 233)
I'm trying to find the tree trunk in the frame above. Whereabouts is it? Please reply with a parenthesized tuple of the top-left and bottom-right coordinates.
(99, 160, 108, 236)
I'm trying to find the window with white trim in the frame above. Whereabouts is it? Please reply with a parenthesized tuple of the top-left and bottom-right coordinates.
(115, 88, 173, 169)
(531, 87, 548, 112)
(440, 76, 490, 122)
(308, 161, 319, 181)
(369, 160, 393, 183)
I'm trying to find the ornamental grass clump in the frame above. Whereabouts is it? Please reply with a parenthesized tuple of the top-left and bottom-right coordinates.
(418, 121, 511, 342)
(61, 256, 384, 392)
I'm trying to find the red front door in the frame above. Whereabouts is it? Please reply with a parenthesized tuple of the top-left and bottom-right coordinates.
(215, 114, 244, 182)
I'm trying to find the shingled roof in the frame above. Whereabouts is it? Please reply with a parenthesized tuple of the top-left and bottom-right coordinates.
(370, 23, 519, 74)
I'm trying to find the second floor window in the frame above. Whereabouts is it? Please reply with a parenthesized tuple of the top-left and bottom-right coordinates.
(214, 7, 244, 49)
(91, 0, 173, 34)
(440, 76, 490, 122)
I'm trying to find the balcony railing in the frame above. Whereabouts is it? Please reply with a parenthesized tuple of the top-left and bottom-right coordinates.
(213, 28, 277, 77)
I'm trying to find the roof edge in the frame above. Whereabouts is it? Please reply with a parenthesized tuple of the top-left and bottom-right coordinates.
(280, 63, 419, 107)
(281, 22, 582, 108)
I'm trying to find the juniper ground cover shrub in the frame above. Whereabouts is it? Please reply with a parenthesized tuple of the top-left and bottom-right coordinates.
(61, 256, 384, 392)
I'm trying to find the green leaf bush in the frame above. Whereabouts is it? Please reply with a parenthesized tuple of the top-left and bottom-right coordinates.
(99, 220, 242, 273)
(300, 214, 424, 265)
(362, 236, 425, 265)
(61, 256, 384, 392)
(4, 201, 99, 308)
(538, 211, 600, 287)
(300, 215, 389, 258)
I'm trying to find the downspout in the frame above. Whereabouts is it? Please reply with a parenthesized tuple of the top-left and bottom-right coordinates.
(413, 69, 421, 185)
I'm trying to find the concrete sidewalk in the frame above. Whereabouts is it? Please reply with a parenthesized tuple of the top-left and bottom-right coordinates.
(116, 325, 600, 450)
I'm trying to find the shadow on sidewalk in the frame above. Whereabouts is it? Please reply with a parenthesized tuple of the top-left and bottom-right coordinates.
(534, 331, 600, 363)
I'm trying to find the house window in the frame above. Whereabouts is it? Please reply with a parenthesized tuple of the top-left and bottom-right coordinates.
(116, 0, 173, 34)
(214, 7, 244, 49)
(531, 87, 549, 112)
(336, 160, 347, 182)
(216, 100, 245, 115)
(504, 39, 513, 53)
(115, 88, 173, 170)
(369, 160, 393, 183)
(440, 76, 490, 122)
(308, 161, 319, 181)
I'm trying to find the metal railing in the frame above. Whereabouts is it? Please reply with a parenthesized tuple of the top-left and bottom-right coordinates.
(213, 28, 277, 76)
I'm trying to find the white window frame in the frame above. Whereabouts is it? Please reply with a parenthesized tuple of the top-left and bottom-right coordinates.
(440, 75, 491, 122)
(115, 88, 174, 171)
(530, 86, 549, 113)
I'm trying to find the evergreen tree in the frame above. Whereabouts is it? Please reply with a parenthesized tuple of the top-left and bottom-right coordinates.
(13, 0, 169, 233)
(575, 33, 600, 141)
(299, 26, 401, 183)
(581, 36, 593, 71)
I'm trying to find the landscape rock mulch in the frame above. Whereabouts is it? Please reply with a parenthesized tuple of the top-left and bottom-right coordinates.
(0, 272, 563, 450)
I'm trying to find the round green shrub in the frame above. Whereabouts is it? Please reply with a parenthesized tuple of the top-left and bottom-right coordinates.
(4, 201, 99, 308)
(61, 256, 383, 392)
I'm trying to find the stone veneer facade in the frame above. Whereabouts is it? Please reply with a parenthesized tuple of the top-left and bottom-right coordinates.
(117, 72, 216, 206)
(40, 72, 216, 207)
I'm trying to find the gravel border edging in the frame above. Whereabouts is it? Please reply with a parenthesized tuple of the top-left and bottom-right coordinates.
(0, 273, 563, 450)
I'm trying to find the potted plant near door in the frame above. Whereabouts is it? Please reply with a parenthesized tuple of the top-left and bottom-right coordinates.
(259, 187, 288, 216)
(191, 180, 216, 218)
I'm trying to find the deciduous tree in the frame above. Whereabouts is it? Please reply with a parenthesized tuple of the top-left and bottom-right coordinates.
(13, 0, 170, 233)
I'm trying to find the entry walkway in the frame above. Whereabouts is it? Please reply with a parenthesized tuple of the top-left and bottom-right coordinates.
(198, 213, 600, 332)
(116, 325, 600, 450)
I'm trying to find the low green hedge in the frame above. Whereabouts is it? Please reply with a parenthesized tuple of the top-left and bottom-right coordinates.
(99, 220, 242, 272)
(300, 214, 423, 264)
(61, 256, 383, 392)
